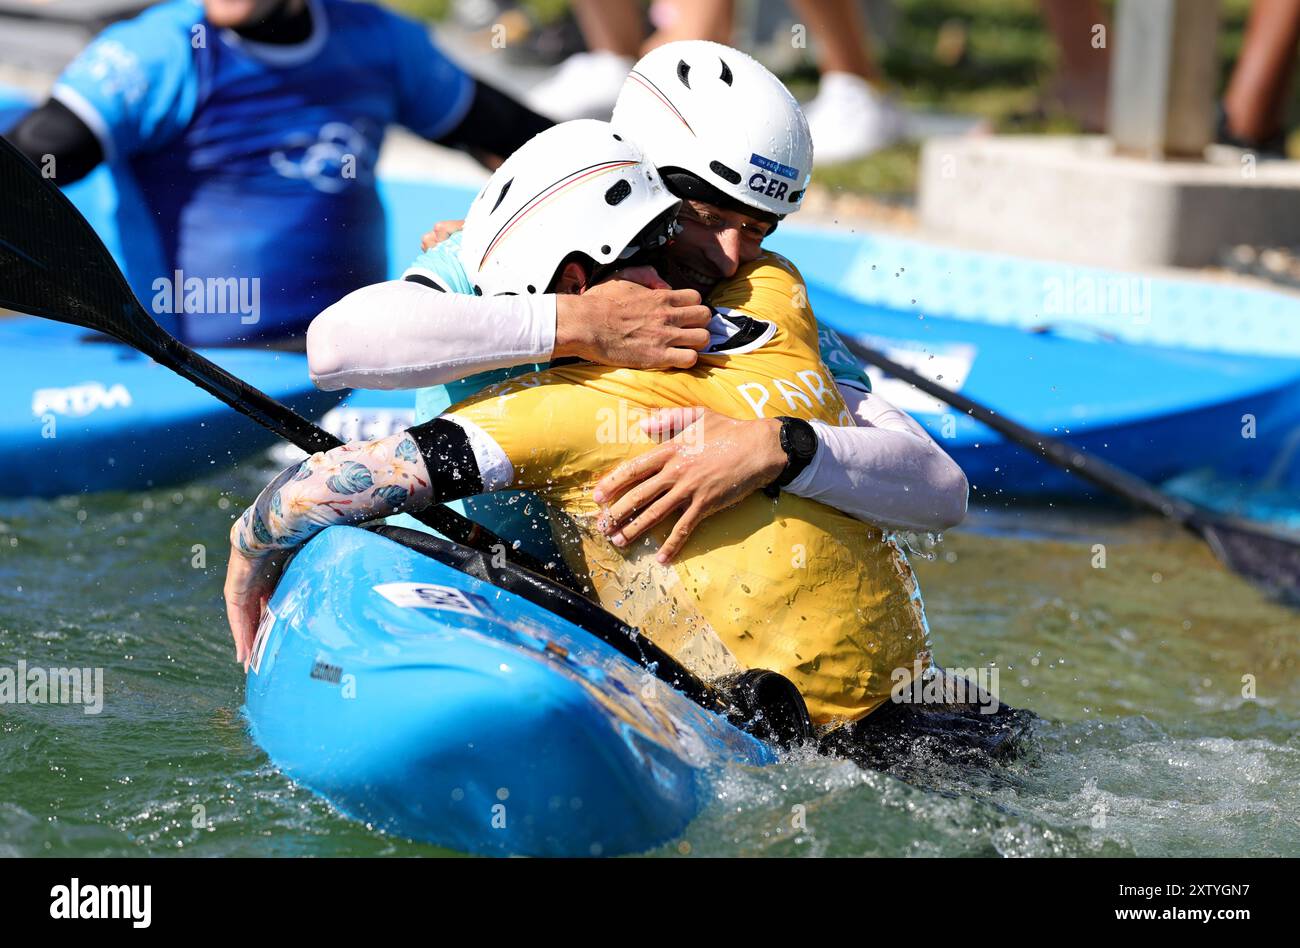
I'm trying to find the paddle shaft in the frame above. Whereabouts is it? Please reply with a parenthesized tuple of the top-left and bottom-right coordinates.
(142, 327, 547, 559)
(839, 338, 1202, 525)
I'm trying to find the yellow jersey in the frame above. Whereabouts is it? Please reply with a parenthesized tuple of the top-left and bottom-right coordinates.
(447, 252, 931, 725)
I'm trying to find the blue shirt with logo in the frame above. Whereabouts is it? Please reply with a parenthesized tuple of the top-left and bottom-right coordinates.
(53, 0, 474, 344)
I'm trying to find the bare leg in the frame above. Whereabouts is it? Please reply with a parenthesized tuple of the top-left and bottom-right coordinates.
(572, 0, 645, 57)
(642, 0, 734, 51)
(1223, 0, 1300, 144)
(788, 0, 882, 83)
(787, 0, 900, 163)
(524, 0, 643, 120)
(1040, 0, 1110, 132)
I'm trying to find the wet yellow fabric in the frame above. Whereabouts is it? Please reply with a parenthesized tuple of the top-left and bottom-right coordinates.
(447, 252, 931, 725)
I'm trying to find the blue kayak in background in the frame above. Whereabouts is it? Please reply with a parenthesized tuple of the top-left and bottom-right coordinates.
(244, 525, 773, 857)
(809, 283, 1300, 498)
(6, 81, 1299, 503)
(0, 317, 341, 498)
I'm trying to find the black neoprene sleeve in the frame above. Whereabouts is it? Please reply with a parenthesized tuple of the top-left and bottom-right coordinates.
(437, 79, 554, 158)
(406, 418, 485, 502)
(4, 98, 104, 185)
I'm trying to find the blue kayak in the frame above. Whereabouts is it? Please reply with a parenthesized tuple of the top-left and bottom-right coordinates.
(244, 525, 773, 857)
(0, 317, 341, 497)
(810, 284, 1300, 498)
(770, 224, 1300, 361)
(10, 88, 1297, 502)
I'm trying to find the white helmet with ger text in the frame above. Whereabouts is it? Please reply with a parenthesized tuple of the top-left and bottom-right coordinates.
(611, 40, 813, 219)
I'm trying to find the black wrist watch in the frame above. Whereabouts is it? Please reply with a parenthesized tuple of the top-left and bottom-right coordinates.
(763, 416, 819, 498)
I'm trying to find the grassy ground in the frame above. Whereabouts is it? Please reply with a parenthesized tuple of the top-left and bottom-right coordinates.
(390, 0, 1278, 201)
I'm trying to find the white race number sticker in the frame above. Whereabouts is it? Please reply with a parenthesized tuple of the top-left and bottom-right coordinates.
(373, 583, 488, 617)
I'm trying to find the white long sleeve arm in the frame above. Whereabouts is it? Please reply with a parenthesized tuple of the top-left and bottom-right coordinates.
(784, 382, 969, 532)
(308, 282, 967, 530)
(307, 280, 557, 391)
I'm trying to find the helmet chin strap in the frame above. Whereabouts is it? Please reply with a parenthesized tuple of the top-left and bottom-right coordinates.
(586, 245, 664, 288)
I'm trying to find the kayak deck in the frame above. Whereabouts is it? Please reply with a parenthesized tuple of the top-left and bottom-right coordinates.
(244, 525, 773, 857)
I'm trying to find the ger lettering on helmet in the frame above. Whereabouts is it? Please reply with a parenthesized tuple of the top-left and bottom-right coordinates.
(611, 40, 815, 224)
(458, 120, 682, 297)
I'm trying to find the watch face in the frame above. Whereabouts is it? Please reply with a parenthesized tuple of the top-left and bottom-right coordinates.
(789, 422, 818, 459)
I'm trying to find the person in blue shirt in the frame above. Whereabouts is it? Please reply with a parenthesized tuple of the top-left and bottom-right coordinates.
(4, 0, 554, 346)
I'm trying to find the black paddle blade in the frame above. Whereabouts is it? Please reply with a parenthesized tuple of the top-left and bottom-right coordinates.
(1193, 516, 1300, 605)
(0, 135, 146, 343)
(0, 134, 347, 452)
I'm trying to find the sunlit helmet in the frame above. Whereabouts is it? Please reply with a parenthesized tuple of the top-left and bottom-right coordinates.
(612, 40, 813, 221)
(460, 120, 681, 296)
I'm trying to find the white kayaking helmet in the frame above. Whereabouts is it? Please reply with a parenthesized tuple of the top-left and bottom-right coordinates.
(459, 119, 681, 297)
(611, 40, 813, 221)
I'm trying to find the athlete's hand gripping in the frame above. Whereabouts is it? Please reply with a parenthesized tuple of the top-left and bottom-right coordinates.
(419, 221, 712, 371)
(555, 267, 712, 370)
(593, 407, 788, 563)
(421, 219, 465, 251)
(224, 547, 289, 670)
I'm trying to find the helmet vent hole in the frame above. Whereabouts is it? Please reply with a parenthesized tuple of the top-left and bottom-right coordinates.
(526, 285, 536, 294)
(473, 285, 483, 296)
(601, 244, 612, 255)
(719, 58, 733, 86)
(491, 178, 513, 213)
(789, 189, 804, 203)
(709, 161, 741, 185)
(676, 60, 691, 88)
(612, 133, 623, 141)
(605, 179, 632, 206)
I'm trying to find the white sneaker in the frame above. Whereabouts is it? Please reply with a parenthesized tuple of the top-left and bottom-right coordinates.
(524, 51, 635, 122)
(805, 72, 905, 166)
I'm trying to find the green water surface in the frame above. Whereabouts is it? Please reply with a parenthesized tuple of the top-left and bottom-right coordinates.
(1, 471, 1296, 857)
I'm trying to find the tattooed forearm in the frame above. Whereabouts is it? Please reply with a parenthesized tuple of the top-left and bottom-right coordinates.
(230, 432, 433, 558)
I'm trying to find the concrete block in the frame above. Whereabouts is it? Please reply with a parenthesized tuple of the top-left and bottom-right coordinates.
(918, 135, 1300, 268)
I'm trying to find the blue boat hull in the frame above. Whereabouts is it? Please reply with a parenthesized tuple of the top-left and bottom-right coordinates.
(244, 526, 772, 857)
(768, 224, 1300, 361)
(0, 318, 341, 497)
(809, 285, 1300, 499)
